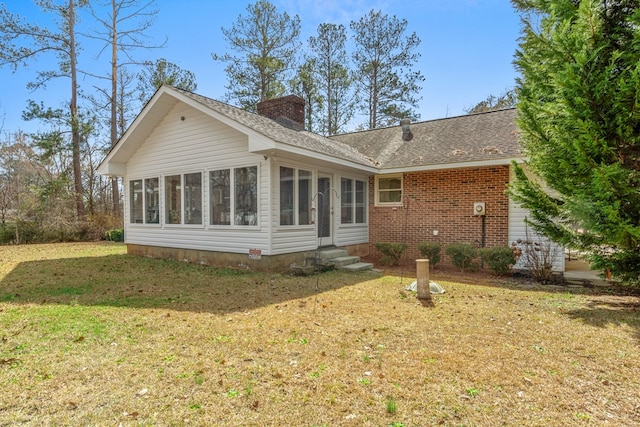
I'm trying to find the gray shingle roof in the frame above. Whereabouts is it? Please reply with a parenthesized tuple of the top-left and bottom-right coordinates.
(330, 109, 521, 170)
(176, 88, 379, 168)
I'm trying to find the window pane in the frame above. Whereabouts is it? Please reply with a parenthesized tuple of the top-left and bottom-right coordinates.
(341, 178, 353, 224)
(235, 166, 257, 225)
(130, 180, 143, 224)
(379, 177, 401, 190)
(165, 175, 181, 224)
(184, 172, 202, 225)
(298, 170, 312, 225)
(378, 176, 402, 204)
(379, 190, 402, 203)
(356, 180, 366, 223)
(145, 178, 159, 224)
(280, 166, 294, 225)
(210, 170, 230, 225)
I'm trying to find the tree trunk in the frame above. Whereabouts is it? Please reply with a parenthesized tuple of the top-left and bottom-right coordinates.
(110, 0, 121, 216)
(69, 0, 86, 220)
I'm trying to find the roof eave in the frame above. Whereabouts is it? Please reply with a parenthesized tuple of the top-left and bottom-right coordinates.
(380, 157, 523, 174)
(251, 142, 378, 173)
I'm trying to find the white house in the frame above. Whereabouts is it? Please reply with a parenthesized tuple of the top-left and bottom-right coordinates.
(98, 85, 564, 272)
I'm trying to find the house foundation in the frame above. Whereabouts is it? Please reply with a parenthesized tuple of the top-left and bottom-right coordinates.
(127, 243, 369, 273)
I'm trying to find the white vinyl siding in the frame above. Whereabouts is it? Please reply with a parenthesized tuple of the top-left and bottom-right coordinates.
(124, 101, 371, 257)
(124, 102, 270, 255)
(508, 165, 565, 272)
(271, 161, 317, 254)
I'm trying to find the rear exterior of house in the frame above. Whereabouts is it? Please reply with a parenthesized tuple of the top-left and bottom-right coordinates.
(98, 87, 376, 271)
(98, 86, 564, 272)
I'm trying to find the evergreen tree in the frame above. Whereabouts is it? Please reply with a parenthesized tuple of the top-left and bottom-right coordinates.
(465, 88, 516, 114)
(510, 0, 640, 285)
(212, 0, 300, 110)
(308, 23, 354, 136)
(350, 10, 424, 129)
(289, 58, 322, 133)
(137, 58, 198, 104)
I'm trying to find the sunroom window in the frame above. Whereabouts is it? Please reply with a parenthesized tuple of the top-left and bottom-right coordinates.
(165, 175, 182, 224)
(130, 179, 143, 223)
(341, 178, 367, 224)
(279, 166, 312, 226)
(235, 166, 258, 225)
(184, 172, 202, 225)
(145, 178, 159, 224)
(129, 178, 160, 224)
(210, 169, 231, 225)
(209, 166, 258, 226)
(375, 174, 403, 206)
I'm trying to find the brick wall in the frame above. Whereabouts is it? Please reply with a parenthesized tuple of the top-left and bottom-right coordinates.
(368, 166, 510, 266)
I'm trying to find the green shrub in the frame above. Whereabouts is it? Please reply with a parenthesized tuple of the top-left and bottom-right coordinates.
(480, 246, 517, 276)
(0, 223, 16, 245)
(416, 242, 441, 267)
(445, 243, 478, 271)
(15, 220, 44, 244)
(105, 228, 124, 242)
(375, 242, 407, 266)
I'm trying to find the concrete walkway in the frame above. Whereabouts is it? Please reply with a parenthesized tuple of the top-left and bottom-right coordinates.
(564, 258, 610, 286)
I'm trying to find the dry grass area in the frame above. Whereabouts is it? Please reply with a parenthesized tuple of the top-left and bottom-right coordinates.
(1, 243, 639, 426)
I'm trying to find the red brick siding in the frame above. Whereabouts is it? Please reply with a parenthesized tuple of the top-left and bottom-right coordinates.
(256, 95, 305, 126)
(368, 166, 510, 266)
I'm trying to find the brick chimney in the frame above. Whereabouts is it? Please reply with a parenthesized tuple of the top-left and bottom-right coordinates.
(257, 95, 305, 131)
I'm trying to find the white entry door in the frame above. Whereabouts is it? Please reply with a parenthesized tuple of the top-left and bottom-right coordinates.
(317, 173, 334, 246)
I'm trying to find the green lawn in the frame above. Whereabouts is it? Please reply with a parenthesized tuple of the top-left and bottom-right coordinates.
(1, 242, 639, 426)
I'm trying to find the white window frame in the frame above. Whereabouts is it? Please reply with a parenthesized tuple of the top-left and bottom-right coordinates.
(163, 171, 204, 227)
(128, 177, 160, 225)
(340, 177, 368, 225)
(375, 173, 403, 207)
(278, 165, 313, 227)
(129, 179, 143, 224)
(208, 164, 259, 228)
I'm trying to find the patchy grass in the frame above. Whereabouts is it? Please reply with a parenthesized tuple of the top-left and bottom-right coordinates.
(1, 242, 639, 426)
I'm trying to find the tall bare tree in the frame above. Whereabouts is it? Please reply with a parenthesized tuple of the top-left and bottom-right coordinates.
(0, 0, 88, 219)
(87, 0, 164, 217)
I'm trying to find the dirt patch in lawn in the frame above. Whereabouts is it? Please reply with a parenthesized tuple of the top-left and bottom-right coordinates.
(1, 242, 639, 426)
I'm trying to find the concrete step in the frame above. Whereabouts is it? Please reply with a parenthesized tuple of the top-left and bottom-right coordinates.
(338, 262, 374, 272)
(331, 255, 361, 267)
(318, 249, 349, 262)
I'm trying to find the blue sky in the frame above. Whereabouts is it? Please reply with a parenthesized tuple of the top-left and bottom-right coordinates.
(0, 0, 522, 135)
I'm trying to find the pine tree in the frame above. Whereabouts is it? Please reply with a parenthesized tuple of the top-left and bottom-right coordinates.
(308, 23, 354, 136)
(350, 10, 424, 129)
(510, 0, 640, 285)
(137, 58, 198, 104)
(212, 0, 300, 110)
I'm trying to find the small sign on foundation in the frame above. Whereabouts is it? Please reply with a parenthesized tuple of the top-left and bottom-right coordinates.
(249, 248, 262, 260)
